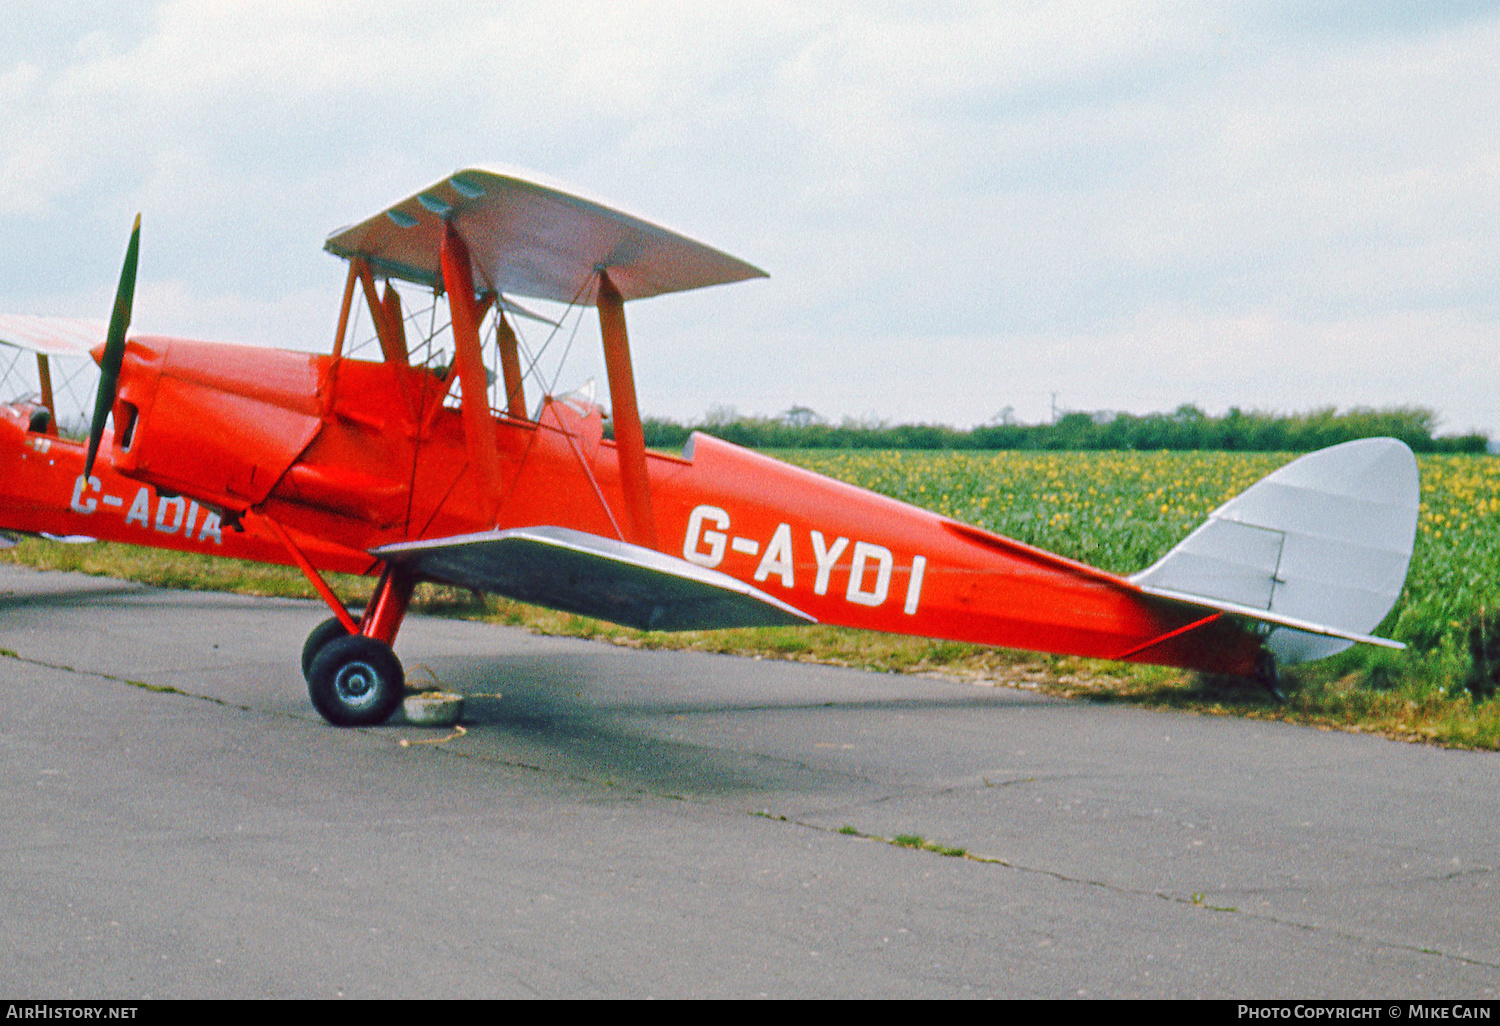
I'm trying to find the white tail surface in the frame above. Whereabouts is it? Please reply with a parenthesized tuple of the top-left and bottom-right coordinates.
(1130, 438, 1419, 665)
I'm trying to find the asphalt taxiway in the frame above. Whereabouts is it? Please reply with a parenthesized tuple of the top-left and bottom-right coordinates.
(1, 564, 1495, 998)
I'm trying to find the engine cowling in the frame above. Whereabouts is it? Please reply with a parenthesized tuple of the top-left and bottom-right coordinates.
(106, 336, 326, 513)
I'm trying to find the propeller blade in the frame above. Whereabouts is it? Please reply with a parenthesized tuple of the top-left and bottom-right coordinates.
(83, 214, 141, 480)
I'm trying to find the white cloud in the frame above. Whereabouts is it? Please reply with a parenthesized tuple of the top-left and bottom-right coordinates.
(1, 1, 1496, 435)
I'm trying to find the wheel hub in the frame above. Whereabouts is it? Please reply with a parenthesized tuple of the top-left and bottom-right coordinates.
(334, 660, 379, 706)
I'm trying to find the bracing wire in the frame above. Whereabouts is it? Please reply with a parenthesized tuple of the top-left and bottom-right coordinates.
(0, 347, 23, 401)
(513, 271, 596, 402)
(546, 296, 591, 398)
(346, 285, 373, 358)
(55, 359, 98, 432)
(505, 313, 546, 404)
(377, 270, 597, 419)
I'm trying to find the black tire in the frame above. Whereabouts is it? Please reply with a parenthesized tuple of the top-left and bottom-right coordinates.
(302, 616, 352, 680)
(307, 635, 405, 727)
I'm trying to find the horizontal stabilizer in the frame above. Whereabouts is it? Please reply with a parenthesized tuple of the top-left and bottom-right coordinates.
(325, 166, 767, 306)
(0, 314, 107, 357)
(1137, 586, 1405, 650)
(373, 526, 815, 632)
(1130, 438, 1419, 664)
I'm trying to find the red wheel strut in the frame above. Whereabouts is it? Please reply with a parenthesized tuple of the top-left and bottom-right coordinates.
(258, 512, 415, 645)
(361, 563, 416, 644)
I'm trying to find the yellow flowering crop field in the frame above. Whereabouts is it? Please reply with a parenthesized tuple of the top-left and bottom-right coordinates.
(774, 449, 1500, 655)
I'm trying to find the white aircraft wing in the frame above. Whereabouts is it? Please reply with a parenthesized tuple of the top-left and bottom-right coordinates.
(0, 315, 108, 358)
(325, 165, 767, 306)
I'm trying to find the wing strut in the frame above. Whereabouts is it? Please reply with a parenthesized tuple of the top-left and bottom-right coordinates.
(496, 312, 527, 420)
(439, 222, 504, 522)
(347, 259, 418, 420)
(597, 270, 658, 550)
(36, 354, 55, 430)
(331, 261, 358, 360)
(354, 260, 409, 367)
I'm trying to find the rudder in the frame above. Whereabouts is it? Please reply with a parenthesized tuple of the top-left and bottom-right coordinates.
(1130, 438, 1419, 665)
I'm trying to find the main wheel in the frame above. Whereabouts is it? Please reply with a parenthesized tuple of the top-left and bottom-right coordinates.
(302, 616, 352, 680)
(307, 635, 405, 727)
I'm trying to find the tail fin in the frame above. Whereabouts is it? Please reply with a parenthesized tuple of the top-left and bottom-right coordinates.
(1130, 438, 1419, 665)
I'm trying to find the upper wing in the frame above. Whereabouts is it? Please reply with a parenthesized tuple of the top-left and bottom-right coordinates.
(373, 525, 814, 632)
(0, 314, 107, 357)
(324, 165, 767, 305)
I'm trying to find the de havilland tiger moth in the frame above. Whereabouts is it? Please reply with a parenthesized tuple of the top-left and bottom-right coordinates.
(2, 167, 1419, 726)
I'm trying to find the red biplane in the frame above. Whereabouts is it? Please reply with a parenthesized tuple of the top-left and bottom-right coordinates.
(38, 167, 1422, 726)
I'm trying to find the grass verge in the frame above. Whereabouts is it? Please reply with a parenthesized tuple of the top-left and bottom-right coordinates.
(3, 535, 1496, 751)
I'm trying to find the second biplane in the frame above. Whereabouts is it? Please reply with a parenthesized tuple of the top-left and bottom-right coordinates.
(71, 167, 1418, 725)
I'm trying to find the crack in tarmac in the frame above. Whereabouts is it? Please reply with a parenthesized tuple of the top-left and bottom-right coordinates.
(399, 739, 693, 802)
(0, 647, 256, 713)
(1435, 866, 1494, 882)
(750, 808, 1500, 972)
(0, 586, 146, 610)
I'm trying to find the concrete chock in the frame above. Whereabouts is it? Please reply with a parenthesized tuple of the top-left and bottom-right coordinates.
(403, 691, 465, 727)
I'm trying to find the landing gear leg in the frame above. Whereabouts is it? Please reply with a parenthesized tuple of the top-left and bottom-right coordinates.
(1254, 649, 1286, 703)
(305, 565, 416, 727)
(262, 512, 418, 726)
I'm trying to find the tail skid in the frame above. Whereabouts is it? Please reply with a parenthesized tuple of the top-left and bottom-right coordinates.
(1130, 438, 1420, 665)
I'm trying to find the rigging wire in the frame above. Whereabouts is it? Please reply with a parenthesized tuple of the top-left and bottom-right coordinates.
(513, 271, 596, 402)
(346, 284, 372, 358)
(0, 347, 23, 401)
(546, 292, 591, 398)
(452, 219, 594, 411)
(481, 303, 497, 411)
(54, 358, 97, 431)
(403, 286, 439, 535)
(365, 273, 599, 421)
(504, 313, 546, 411)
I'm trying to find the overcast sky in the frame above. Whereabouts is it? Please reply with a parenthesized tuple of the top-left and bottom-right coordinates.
(2, 1, 1497, 433)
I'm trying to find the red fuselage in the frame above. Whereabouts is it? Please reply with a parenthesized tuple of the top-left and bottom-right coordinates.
(96, 335, 1260, 676)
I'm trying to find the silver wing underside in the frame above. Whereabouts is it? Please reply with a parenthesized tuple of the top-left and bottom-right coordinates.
(372, 526, 814, 632)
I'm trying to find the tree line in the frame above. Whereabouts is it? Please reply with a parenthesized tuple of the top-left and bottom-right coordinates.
(632, 405, 1488, 453)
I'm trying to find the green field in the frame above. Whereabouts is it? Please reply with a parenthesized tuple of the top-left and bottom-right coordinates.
(766, 449, 1500, 747)
(5, 449, 1498, 748)
(773, 449, 1499, 654)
